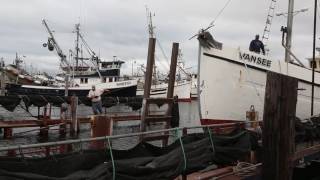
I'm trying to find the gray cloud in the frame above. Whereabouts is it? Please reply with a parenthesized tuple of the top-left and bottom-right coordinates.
(0, 0, 318, 75)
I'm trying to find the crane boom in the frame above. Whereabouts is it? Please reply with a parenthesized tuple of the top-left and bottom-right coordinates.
(42, 19, 70, 96)
(42, 19, 69, 67)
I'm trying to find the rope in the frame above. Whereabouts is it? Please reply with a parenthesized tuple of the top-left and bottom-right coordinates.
(176, 128, 187, 172)
(18, 146, 27, 165)
(106, 137, 116, 180)
(206, 127, 215, 155)
(232, 162, 258, 178)
(212, 163, 262, 179)
(79, 139, 83, 154)
(50, 146, 58, 163)
(242, 56, 264, 105)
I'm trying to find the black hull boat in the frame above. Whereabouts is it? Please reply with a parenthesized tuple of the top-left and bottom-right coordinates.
(5, 83, 137, 97)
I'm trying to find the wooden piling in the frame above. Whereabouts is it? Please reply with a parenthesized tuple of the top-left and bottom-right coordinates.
(262, 72, 297, 180)
(3, 128, 12, 139)
(59, 103, 68, 136)
(143, 38, 156, 98)
(39, 105, 49, 137)
(164, 43, 179, 146)
(70, 96, 79, 135)
(0, 71, 5, 95)
(167, 43, 179, 99)
(141, 38, 156, 132)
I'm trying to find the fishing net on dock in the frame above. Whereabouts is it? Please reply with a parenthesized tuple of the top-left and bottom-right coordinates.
(0, 95, 144, 112)
(0, 95, 21, 112)
(0, 129, 256, 180)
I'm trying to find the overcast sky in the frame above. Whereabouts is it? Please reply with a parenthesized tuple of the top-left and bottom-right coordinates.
(0, 0, 317, 75)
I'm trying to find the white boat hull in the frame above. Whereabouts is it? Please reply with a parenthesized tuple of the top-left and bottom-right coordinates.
(136, 81, 192, 101)
(198, 45, 320, 123)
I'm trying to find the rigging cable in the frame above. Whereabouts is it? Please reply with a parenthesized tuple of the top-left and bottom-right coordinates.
(209, 0, 233, 27)
(241, 54, 264, 105)
(188, 0, 233, 40)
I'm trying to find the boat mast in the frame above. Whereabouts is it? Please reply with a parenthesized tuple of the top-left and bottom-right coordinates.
(285, 0, 294, 62)
(75, 23, 80, 72)
(146, 7, 157, 84)
(146, 6, 155, 39)
(311, 0, 318, 116)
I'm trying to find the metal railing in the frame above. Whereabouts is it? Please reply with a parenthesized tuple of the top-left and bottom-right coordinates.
(0, 121, 261, 152)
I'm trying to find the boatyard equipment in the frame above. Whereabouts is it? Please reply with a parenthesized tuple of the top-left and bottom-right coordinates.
(246, 105, 258, 129)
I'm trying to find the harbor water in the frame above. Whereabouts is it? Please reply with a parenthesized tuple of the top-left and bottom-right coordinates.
(0, 100, 200, 148)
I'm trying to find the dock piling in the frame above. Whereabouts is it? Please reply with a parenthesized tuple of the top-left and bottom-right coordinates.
(70, 95, 79, 135)
(140, 41, 180, 146)
(262, 72, 297, 180)
(140, 37, 156, 133)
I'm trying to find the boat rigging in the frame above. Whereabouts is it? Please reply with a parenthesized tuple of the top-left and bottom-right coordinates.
(261, 0, 277, 55)
(42, 19, 70, 69)
(42, 19, 70, 96)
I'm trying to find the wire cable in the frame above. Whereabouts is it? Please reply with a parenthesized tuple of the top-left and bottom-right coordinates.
(209, 0, 233, 26)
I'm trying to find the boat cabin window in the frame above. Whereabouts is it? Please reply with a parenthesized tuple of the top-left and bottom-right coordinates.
(103, 77, 107, 83)
(80, 78, 88, 84)
(109, 77, 113, 82)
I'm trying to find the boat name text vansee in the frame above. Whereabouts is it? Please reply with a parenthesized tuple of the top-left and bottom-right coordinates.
(239, 52, 271, 68)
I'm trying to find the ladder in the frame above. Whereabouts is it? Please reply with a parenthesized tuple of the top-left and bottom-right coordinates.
(262, 0, 277, 54)
(140, 97, 175, 146)
(140, 39, 179, 146)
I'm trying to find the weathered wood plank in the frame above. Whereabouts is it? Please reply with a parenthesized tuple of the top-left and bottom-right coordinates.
(262, 72, 297, 180)
(140, 38, 156, 133)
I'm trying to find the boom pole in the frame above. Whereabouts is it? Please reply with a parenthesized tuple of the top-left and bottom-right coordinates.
(285, 0, 294, 62)
(42, 19, 70, 96)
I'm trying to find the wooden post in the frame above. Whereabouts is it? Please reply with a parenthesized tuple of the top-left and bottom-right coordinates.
(4, 128, 16, 156)
(59, 103, 68, 137)
(90, 115, 113, 149)
(167, 43, 179, 116)
(40, 105, 49, 137)
(70, 95, 79, 135)
(140, 38, 156, 132)
(162, 43, 179, 146)
(0, 70, 5, 95)
(262, 72, 297, 180)
(143, 38, 156, 98)
(3, 128, 12, 139)
(167, 43, 179, 99)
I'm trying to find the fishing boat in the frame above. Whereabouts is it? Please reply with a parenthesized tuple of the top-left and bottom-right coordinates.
(135, 62, 193, 101)
(135, 7, 193, 101)
(197, 0, 319, 125)
(3, 53, 35, 85)
(136, 79, 191, 101)
(5, 20, 137, 97)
